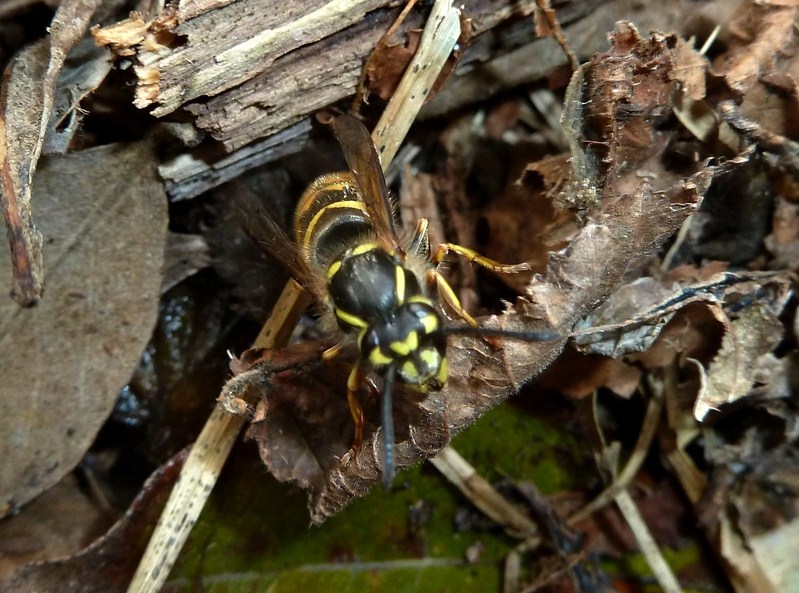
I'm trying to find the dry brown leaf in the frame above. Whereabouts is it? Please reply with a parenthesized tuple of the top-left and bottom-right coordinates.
(734, 456, 799, 593)
(227, 23, 732, 523)
(716, 100, 799, 211)
(714, 1, 799, 141)
(536, 348, 642, 399)
(672, 37, 707, 101)
(719, 1, 798, 93)
(226, 340, 353, 493)
(0, 474, 110, 579)
(633, 301, 727, 371)
(0, 0, 104, 306)
(361, 9, 472, 106)
(364, 29, 423, 102)
(695, 295, 787, 420)
(575, 272, 786, 365)
(0, 140, 168, 515)
(483, 161, 570, 280)
(711, 446, 799, 593)
(574, 278, 689, 358)
(0, 450, 186, 593)
(765, 196, 799, 270)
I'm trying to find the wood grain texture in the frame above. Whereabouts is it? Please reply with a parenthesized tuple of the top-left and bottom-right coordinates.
(144, 0, 697, 203)
(97, 0, 550, 150)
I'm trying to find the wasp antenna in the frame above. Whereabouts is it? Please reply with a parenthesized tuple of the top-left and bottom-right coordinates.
(381, 363, 398, 490)
(442, 325, 561, 342)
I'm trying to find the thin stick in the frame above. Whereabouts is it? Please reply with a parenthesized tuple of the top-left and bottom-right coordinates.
(534, 0, 579, 72)
(126, 280, 308, 593)
(567, 388, 663, 526)
(372, 0, 461, 166)
(569, 382, 683, 593)
(126, 2, 461, 591)
(615, 489, 684, 593)
(430, 446, 537, 537)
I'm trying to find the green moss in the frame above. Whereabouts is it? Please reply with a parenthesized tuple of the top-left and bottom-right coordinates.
(166, 397, 594, 592)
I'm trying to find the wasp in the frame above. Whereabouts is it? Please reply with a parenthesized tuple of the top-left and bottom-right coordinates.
(239, 115, 556, 488)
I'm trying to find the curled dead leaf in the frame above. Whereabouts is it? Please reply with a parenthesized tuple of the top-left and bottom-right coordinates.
(0, 0, 105, 306)
(0, 450, 186, 593)
(223, 23, 736, 523)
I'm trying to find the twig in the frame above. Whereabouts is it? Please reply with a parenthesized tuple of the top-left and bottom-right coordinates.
(372, 0, 461, 166)
(534, 0, 579, 72)
(125, 281, 309, 593)
(615, 488, 684, 593)
(567, 386, 663, 525)
(569, 381, 684, 593)
(430, 446, 537, 537)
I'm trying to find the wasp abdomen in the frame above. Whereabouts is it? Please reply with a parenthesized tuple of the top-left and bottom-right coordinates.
(294, 173, 373, 272)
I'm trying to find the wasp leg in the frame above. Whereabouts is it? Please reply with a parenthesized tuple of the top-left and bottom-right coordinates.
(427, 269, 480, 328)
(346, 363, 366, 455)
(432, 243, 531, 273)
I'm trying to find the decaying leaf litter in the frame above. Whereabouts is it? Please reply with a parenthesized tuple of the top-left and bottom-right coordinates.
(1, 0, 799, 592)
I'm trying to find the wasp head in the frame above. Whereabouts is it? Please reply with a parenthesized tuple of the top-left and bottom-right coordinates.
(360, 300, 447, 389)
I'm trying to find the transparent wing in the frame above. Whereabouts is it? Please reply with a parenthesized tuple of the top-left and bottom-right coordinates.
(333, 115, 405, 256)
(232, 185, 319, 299)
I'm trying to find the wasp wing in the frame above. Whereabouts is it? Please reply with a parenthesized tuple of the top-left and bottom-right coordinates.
(333, 115, 405, 257)
(233, 185, 322, 301)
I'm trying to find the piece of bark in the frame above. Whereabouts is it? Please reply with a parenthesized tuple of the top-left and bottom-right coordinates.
(95, 0, 569, 151)
(142, 0, 709, 205)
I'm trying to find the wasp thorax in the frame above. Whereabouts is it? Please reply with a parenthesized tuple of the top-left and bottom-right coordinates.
(360, 301, 448, 388)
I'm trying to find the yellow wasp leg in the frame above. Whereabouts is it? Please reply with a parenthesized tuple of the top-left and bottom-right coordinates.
(432, 243, 531, 273)
(346, 363, 366, 453)
(427, 269, 480, 328)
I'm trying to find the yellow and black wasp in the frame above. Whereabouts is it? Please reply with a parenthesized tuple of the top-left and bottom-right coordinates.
(239, 114, 557, 488)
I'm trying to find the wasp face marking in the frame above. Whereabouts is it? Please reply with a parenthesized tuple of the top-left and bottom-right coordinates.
(326, 245, 446, 391)
(368, 347, 394, 367)
(360, 300, 446, 387)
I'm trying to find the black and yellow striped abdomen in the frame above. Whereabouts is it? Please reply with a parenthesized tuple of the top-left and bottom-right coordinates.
(294, 173, 372, 275)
